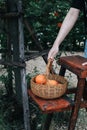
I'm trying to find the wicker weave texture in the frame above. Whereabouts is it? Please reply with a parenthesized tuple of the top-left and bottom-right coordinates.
(31, 74, 68, 99)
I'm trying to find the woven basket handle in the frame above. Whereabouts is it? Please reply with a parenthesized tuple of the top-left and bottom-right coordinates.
(46, 58, 53, 77)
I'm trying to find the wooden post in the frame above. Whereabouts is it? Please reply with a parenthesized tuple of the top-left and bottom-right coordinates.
(7, 0, 31, 130)
(7, 0, 22, 102)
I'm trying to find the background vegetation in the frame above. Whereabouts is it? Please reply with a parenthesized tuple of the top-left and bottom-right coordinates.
(0, 0, 86, 53)
(22, 0, 85, 52)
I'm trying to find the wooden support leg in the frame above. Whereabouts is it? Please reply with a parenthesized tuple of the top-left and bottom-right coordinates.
(59, 66, 66, 76)
(68, 78, 85, 130)
(21, 69, 31, 130)
(42, 113, 53, 130)
(83, 79, 87, 101)
(83, 79, 87, 111)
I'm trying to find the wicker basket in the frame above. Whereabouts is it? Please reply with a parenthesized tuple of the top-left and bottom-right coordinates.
(30, 59, 68, 99)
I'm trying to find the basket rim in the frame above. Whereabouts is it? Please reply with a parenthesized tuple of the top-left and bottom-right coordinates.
(31, 74, 68, 84)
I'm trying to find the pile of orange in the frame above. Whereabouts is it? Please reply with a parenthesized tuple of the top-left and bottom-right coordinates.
(35, 74, 59, 86)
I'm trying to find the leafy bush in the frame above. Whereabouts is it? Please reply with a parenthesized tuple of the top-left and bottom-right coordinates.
(23, 0, 85, 51)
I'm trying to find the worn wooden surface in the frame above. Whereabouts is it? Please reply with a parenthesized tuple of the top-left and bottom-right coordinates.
(59, 55, 87, 78)
(28, 90, 72, 113)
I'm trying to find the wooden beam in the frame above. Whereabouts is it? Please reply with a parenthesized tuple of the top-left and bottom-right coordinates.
(0, 59, 26, 68)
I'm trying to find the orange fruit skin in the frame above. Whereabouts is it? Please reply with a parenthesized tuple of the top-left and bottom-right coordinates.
(57, 22, 62, 28)
(35, 74, 47, 84)
(47, 79, 58, 86)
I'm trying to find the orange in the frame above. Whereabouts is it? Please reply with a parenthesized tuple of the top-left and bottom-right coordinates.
(57, 22, 62, 28)
(47, 79, 58, 86)
(35, 74, 47, 84)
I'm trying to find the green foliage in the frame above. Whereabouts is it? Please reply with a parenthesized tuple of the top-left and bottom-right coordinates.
(0, 0, 86, 54)
(0, 91, 24, 130)
(0, 0, 5, 6)
(0, 0, 86, 55)
(23, 0, 85, 51)
(23, 0, 70, 50)
(0, 0, 6, 12)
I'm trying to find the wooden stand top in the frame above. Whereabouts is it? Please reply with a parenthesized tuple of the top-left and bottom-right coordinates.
(28, 90, 72, 113)
(59, 55, 87, 78)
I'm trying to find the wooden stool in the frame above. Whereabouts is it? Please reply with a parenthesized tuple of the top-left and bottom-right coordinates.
(59, 55, 87, 130)
(28, 90, 73, 130)
(28, 55, 87, 130)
